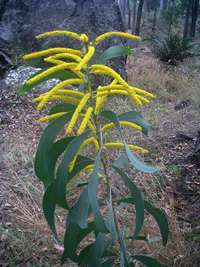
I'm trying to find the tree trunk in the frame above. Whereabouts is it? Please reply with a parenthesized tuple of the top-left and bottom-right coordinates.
(135, 0, 144, 35)
(183, 0, 192, 39)
(152, 7, 158, 33)
(190, 0, 199, 38)
(127, 0, 131, 29)
(168, 0, 176, 36)
(131, 0, 137, 34)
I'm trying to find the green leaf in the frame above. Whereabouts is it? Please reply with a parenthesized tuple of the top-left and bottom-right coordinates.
(113, 155, 129, 169)
(106, 190, 117, 244)
(78, 233, 111, 266)
(112, 166, 144, 238)
(54, 132, 89, 209)
(34, 113, 74, 188)
(48, 103, 76, 115)
(70, 188, 90, 229)
(42, 154, 93, 239)
(88, 152, 108, 233)
(131, 255, 164, 267)
(120, 198, 169, 246)
(125, 144, 160, 173)
(119, 229, 131, 267)
(96, 45, 132, 64)
(100, 110, 121, 130)
(18, 69, 75, 95)
(42, 185, 57, 239)
(118, 111, 151, 135)
(101, 259, 115, 267)
(62, 222, 96, 263)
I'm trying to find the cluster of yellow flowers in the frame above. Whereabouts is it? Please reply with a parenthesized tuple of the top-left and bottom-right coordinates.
(23, 30, 154, 160)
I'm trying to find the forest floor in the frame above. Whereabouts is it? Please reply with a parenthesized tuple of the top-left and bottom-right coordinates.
(0, 49, 200, 267)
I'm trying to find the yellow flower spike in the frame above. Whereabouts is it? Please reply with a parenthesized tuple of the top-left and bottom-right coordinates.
(34, 89, 84, 102)
(83, 164, 95, 173)
(69, 137, 99, 172)
(77, 107, 93, 135)
(131, 87, 156, 99)
(104, 142, 149, 154)
(36, 78, 84, 110)
(36, 31, 83, 42)
(46, 53, 82, 62)
(38, 112, 66, 122)
(129, 93, 142, 107)
(34, 95, 80, 106)
(66, 93, 91, 134)
(44, 57, 66, 65)
(23, 47, 82, 60)
(79, 113, 96, 134)
(94, 95, 107, 115)
(98, 89, 128, 97)
(76, 46, 95, 71)
(25, 63, 79, 86)
(102, 121, 142, 132)
(94, 31, 141, 45)
(81, 137, 100, 151)
(137, 95, 150, 104)
(80, 33, 89, 43)
(91, 64, 130, 89)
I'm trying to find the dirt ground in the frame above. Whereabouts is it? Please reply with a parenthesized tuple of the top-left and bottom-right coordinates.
(0, 52, 200, 266)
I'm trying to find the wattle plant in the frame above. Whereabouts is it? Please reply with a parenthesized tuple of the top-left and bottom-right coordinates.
(19, 30, 169, 266)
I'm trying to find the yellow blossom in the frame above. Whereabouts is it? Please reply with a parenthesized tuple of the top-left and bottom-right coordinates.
(80, 33, 89, 43)
(46, 53, 81, 62)
(76, 46, 95, 71)
(23, 47, 82, 60)
(36, 30, 87, 43)
(104, 142, 148, 154)
(34, 95, 80, 105)
(102, 121, 142, 132)
(77, 107, 93, 135)
(36, 79, 84, 110)
(94, 31, 141, 45)
(38, 112, 66, 122)
(25, 63, 79, 85)
(66, 93, 91, 134)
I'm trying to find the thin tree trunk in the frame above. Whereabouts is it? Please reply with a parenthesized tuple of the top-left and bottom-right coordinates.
(135, 0, 144, 35)
(183, 0, 191, 39)
(127, 0, 131, 29)
(152, 7, 158, 33)
(131, 0, 137, 34)
(168, 0, 176, 36)
(190, 0, 199, 38)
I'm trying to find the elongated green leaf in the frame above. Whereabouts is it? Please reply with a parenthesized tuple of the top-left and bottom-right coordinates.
(18, 69, 75, 95)
(78, 233, 111, 266)
(34, 113, 73, 188)
(42, 185, 57, 239)
(101, 259, 115, 267)
(96, 45, 132, 64)
(54, 132, 89, 209)
(131, 255, 164, 267)
(106, 189, 117, 244)
(48, 103, 76, 115)
(42, 155, 93, 238)
(100, 110, 121, 130)
(112, 166, 144, 238)
(120, 198, 169, 246)
(88, 152, 108, 233)
(113, 155, 129, 169)
(119, 229, 131, 267)
(118, 111, 151, 135)
(62, 222, 96, 263)
(125, 144, 160, 173)
(70, 188, 90, 229)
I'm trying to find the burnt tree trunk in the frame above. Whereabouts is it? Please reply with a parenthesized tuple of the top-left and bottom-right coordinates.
(190, 0, 199, 38)
(183, 0, 192, 39)
(135, 0, 144, 35)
